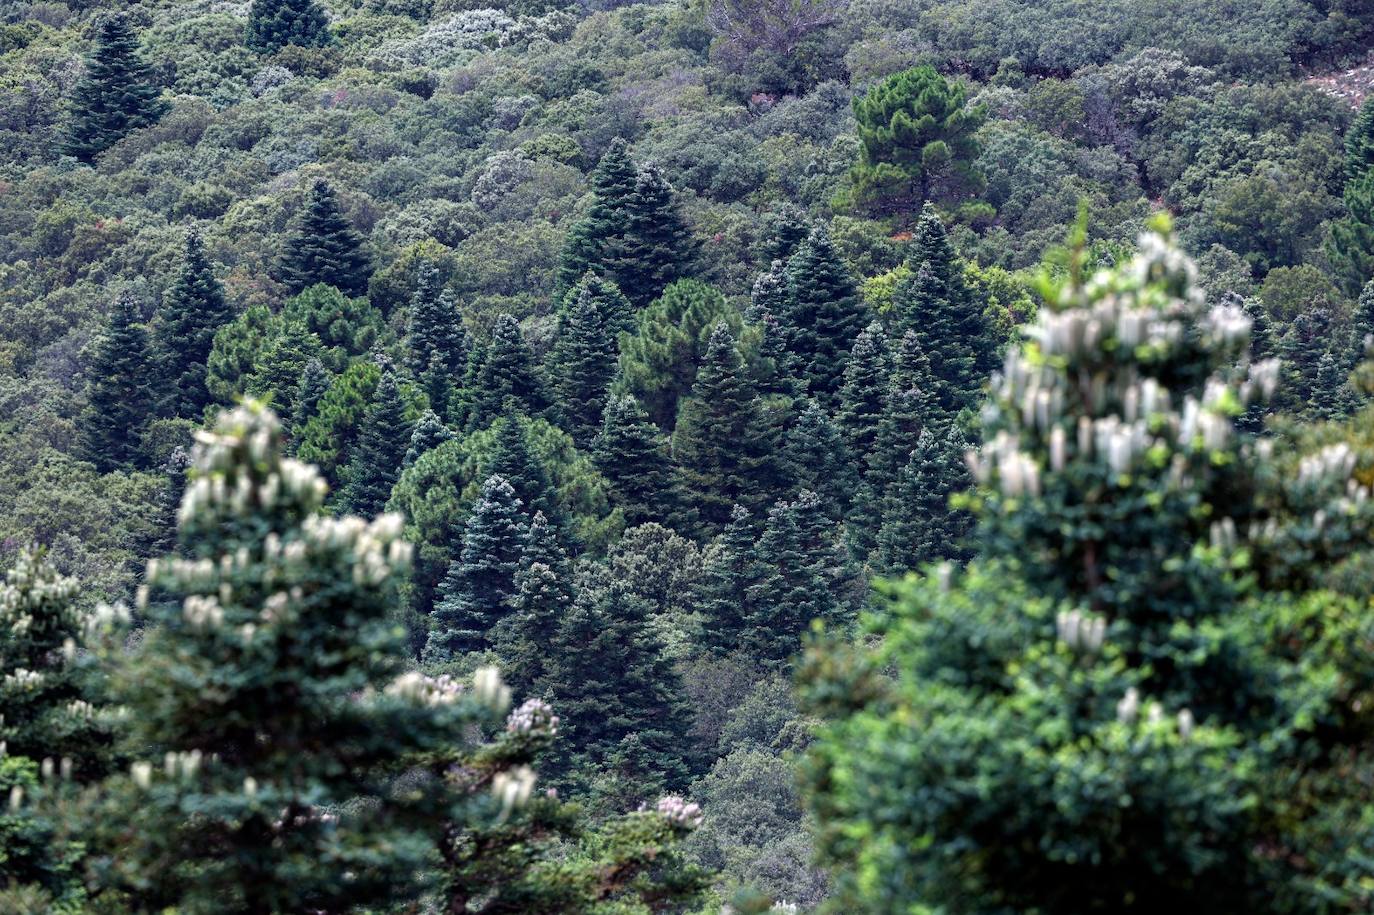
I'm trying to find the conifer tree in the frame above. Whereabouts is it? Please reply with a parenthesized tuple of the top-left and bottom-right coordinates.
(486, 413, 566, 532)
(1310, 348, 1353, 421)
(618, 279, 738, 429)
(592, 394, 683, 529)
(339, 370, 413, 517)
(867, 330, 941, 491)
(1328, 168, 1374, 296)
(279, 180, 371, 298)
(0, 549, 113, 902)
(760, 204, 811, 263)
(407, 265, 469, 387)
(604, 165, 699, 307)
(1346, 95, 1374, 181)
(673, 323, 776, 536)
(246, 0, 330, 54)
(783, 399, 855, 519)
(549, 285, 618, 445)
(559, 139, 639, 291)
(782, 226, 867, 403)
(290, 356, 330, 438)
(540, 571, 694, 794)
(296, 358, 381, 482)
(425, 474, 529, 661)
(403, 409, 452, 469)
(745, 491, 852, 666)
(153, 230, 234, 420)
(63, 13, 166, 161)
(891, 205, 991, 412)
(836, 322, 892, 465)
(562, 271, 634, 336)
(82, 295, 152, 473)
(874, 427, 974, 573)
(850, 65, 986, 213)
(493, 511, 574, 691)
(466, 316, 551, 430)
(748, 259, 791, 322)
(98, 404, 481, 912)
(697, 505, 763, 654)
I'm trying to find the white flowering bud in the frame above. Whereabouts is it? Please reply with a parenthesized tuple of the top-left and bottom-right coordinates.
(1177, 708, 1194, 740)
(474, 666, 512, 713)
(131, 761, 153, 789)
(655, 794, 705, 829)
(506, 698, 559, 736)
(41, 758, 54, 781)
(1147, 702, 1163, 725)
(243, 777, 258, 797)
(491, 765, 536, 817)
(1116, 687, 1139, 724)
(165, 751, 178, 778)
(60, 757, 73, 781)
(1049, 426, 1066, 473)
(9, 786, 22, 811)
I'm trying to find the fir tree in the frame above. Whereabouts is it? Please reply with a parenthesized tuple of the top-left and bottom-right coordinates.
(868, 330, 941, 490)
(63, 13, 166, 161)
(493, 511, 574, 691)
(466, 315, 551, 430)
(290, 357, 330, 439)
(836, 322, 892, 465)
(1328, 168, 1374, 296)
(891, 205, 991, 413)
(747, 259, 791, 322)
(540, 571, 694, 794)
(485, 413, 566, 532)
(548, 284, 618, 445)
(558, 139, 639, 291)
(407, 264, 469, 383)
(425, 474, 529, 660)
(782, 226, 867, 403)
(760, 203, 811, 263)
(98, 404, 479, 912)
(153, 230, 234, 419)
(1346, 94, 1374, 181)
(745, 491, 852, 666)
(672, 323, 776, 537)
(696, 505, 762, 654)
(783, 399, 856, 519)
(874, 427, 974, 573)
(82, 295, 152, 473)
(279, 180, 371, 297)
(403, 409, 452, 469)
(247, 0, 330, 54)
(1310, 348, 1353, 421)
(604, 164, 699, 308)
(339, 370, 413, 517)
(592, 394, 683, 529)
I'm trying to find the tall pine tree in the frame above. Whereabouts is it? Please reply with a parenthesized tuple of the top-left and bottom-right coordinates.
(493, 511, 574, 691)
(558, 139, 639, 291)
(874, 427, 974, 573)
(603, 164, 699, 308)
(82, 295, 153, 473)
(407, 264, 469, 383)
(548, 285, 618, 445)
(339, 370, 413, 517)
(424, 474, 529, 661)
(592, 394, 684, 529)
(403, 409, 452, 469)
(696, 505, 763, 654)
(836, 322, 892, 466)
(782, 226, 867, 403)
(279, 180, 371, 297)
(466, 316, 551, 430)
(783, 399, 855, 520)
(153, 230, 234, 420)
(63, 13, 166, 161)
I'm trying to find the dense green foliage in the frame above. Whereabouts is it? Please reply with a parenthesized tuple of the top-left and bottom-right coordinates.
(4, 0, 1374, 908)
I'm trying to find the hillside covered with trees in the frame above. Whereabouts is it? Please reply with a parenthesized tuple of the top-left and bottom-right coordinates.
(2, 0, 1374, 910)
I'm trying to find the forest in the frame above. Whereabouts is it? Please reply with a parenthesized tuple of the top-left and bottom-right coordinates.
(1, 0, 1374, 910)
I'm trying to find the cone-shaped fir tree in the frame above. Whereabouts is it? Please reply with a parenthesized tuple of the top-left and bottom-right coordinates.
(760, 203, 812, 263)
(539, 569, 694, 795)
(1346, 94, 1374, 181)
(63, 13, 166, 161)
(836, 321, 892, 466)
(95, 403, 493, 912)
(485, 413, 566, 532)
(290, 356, 331, 439)
(82, 295, 153, 473)
(153, 230, 234, 420)
(696, 504, 763, 654)
(558, 139, 639, 291)
(492, 511, 574, 691)
(549, 284, 619, 445)
(563, 271, 634, 336)
(279, 180, 371, 297)
(247, 0, 330, 54)
(783, 399, 856, 519)
(402, 409, 452, 469)
(672, 323, 777, 537)
(424, 474, 529, 661)
(1328, 168, 1374, 297)
(466, 316, 551, 430)
(802, 218, 1374, 913)
(593, 393, 683, 529)
(603, 164, 699, 308)
(407, 265, 469, 400)
(339, 370, 414, 517)
(782, 226, 867, 403)
(874, 426, 974, 573)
